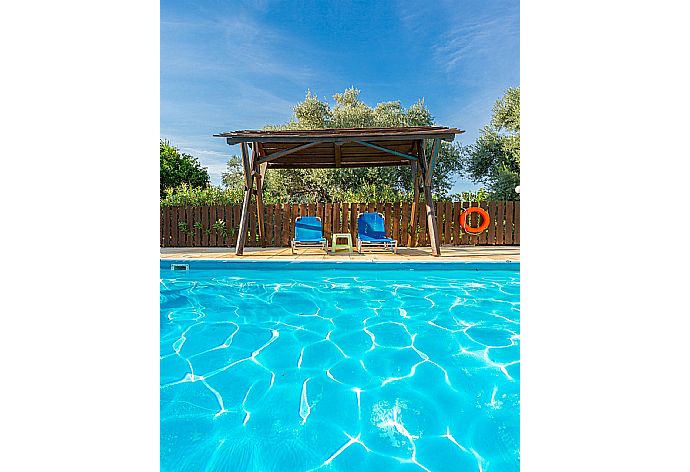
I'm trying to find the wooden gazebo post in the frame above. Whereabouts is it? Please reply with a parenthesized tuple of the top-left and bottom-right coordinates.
(408, 159, 420, 248)
(236, 142, 268, 255)
(418, 139, 441, 256)
(253, 143, 267, 248)
(235, 142, 252, 255)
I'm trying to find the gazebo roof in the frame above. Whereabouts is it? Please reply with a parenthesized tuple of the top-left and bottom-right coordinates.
(215, 126, 463, 169)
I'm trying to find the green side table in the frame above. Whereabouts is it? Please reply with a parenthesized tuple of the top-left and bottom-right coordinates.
(331, 233, 353, 254)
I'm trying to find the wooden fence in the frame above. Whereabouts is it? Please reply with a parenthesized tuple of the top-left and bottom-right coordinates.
(160, 201, 520, 248)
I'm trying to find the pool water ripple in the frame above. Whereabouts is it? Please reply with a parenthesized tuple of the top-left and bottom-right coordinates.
(161, 262, 519, 471)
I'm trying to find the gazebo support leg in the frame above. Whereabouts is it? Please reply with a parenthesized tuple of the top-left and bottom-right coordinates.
(255, 174, 266, 248)
(254, 145, 267, 248)
(422, 180, 441, 256)
(418, 139, 441, 256)
(235, 143, 253, 255)
(409, 161, 420, 248)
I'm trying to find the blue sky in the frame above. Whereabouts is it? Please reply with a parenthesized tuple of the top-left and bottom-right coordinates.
(161, 0, 519, 193)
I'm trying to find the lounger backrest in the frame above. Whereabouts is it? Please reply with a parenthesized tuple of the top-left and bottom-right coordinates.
(294, 216, 323, 240)
(357, 212, 387, 239)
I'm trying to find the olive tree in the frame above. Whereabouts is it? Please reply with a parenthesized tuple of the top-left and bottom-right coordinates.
(460, 87, 520, 200)
(223, 88, 462, 202)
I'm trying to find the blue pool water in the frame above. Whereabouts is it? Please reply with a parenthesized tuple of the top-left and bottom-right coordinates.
(161, 261, 520, 471)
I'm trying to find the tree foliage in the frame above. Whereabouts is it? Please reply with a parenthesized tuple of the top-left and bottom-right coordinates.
(161, 182, 243, 206)
(222, 88, 462, 203)
(461, 87, 520, 200)
(160, 140, 210, 198)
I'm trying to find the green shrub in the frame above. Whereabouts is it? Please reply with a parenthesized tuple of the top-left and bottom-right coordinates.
(161, 183, 244, 206)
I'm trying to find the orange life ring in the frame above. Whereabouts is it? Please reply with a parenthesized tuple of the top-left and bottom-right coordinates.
(460, 207, 490, 233)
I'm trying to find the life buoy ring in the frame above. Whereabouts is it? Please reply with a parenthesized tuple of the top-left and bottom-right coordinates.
(460, 207, 490, 233)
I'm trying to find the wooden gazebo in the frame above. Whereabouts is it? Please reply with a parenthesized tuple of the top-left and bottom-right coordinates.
(214, 126, 464, 256)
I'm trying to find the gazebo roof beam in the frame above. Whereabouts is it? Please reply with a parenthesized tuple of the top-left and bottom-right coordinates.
(257, 141, 319, 164)
(355, 141, 418, 161)
(224, 133, 460, 145)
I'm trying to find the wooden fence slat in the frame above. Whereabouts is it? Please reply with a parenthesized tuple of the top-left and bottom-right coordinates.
(496, 201, 505, 245)
(340, 202, 350, 233)
(161, 207, 169, 247)
(264, 205, 273, 246)
(487, 201, 496, 245)
(220, 206, 226, 247)
(401, 202, 410, 247)
(283, 203, 291, 247)
(208, 206, 216, 247)
(178, 207, 184, 247)
(384, 203, 391, 237)
(192, 206, 199, 246)
(160, 207, 164, 246)
(179, 207, 186, 247)
(513, 201, 520, 245)
(460, 202, 470, 245)
(392, 202, 400, 243)
(222, 206, 229, 247)
(465, 202, 474, 246)
(200, 206, 208, 246)
(272, 204, 278, 246)
(273, 204, 280, 246)
(446, 201, 454, 245)
(211, 205, 217, 246)
(324, 203, 332, 241)
(169, 206, 178, 247)
(215, 205, 224, 247)
(438, 202, 445, 244)
(418, 204, 427, 247)
(216, 205, 223, 247)
(183, 206, 188, 247)
(225, 204, 231, 247)
(191, 206, 198, 246)
(452, 202, 461, 245)
(190, 207, 197, 247)
(408, 200, 416, 248)
(225, 205, 233, 247)
(271, 203, 283, 247)
(333, 202, 341, 234)
(185, 206, 191, 247)
(308, 203, 315, 217)
(232, 205, 240, 246)
(247, 203, 256, 246)
(505, 201, 514, 245)
(432, 202, 439, 244)
(175, 207, 181, 246)
(273, 204, 280, 247)
(477, 201, 488, 245)
(443, 202, 453, 244)
(180, 206, 186, 247)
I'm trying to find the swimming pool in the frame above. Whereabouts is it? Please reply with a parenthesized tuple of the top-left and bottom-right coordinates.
(160, 261, 519, 471)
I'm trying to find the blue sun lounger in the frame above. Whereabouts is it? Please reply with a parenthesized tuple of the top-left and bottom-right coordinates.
(356, 212, 398, 254)
(291, 216, 328, 254)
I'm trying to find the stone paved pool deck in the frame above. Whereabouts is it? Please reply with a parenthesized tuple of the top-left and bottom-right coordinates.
(161, 245, 519, 261)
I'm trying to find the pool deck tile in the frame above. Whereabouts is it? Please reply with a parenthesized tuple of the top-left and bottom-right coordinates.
(160, 245, 519, 262)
